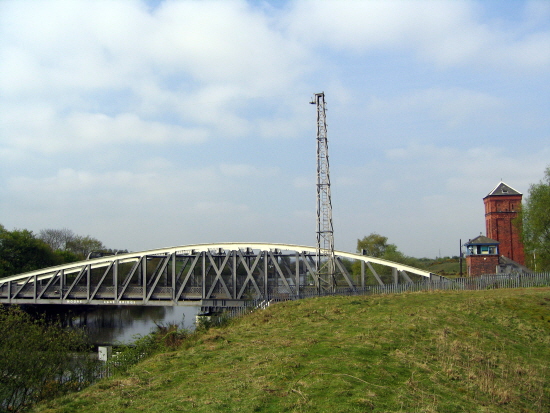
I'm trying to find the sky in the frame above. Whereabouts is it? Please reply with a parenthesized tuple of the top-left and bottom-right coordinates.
(1, 0, 549, 258)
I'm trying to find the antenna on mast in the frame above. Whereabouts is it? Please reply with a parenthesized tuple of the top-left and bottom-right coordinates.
(311, 92, 335, 291)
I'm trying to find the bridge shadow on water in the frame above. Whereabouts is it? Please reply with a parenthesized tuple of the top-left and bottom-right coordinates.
(21, 304, 201, 345)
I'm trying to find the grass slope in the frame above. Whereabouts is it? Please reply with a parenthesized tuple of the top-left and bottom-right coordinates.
(38, 288, 550, 412)
(423, 258, 461, 276)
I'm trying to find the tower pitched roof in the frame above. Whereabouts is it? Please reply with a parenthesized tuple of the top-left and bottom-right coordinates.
(485, 181, 522, 197)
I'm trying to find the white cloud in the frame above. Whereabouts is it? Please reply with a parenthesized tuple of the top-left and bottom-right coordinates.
(284, 0, 550, 70)
(0, 0, 312, 153)
(192, 201, 250, 215)
(293, 175, 312, 189)
(0, 108, 209, 154)
(285, 0, 449, 50)
(375, 143, 550, 201)
(0, 0, 548, 259)
(6, 166, 222, 199)
(497, 31, 550, 69)
(219, 163, 279, 178)
(0, 1, 148, 93)
(148, 1, 307, 89)
(368, 87, 504, 129)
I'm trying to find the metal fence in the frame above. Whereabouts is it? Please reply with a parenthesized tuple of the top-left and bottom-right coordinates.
(218, 272, 550, 318)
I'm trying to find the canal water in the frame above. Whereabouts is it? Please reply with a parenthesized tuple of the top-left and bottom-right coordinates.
(24, 304, 201, 345)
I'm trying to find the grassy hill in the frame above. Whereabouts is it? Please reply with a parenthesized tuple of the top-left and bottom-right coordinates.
(37, 288, 550, 412)
(422, 257, 462, 276)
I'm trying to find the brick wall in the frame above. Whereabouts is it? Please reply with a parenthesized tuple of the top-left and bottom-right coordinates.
(466, 254, 500, 276)
(484, 194, 525, 265)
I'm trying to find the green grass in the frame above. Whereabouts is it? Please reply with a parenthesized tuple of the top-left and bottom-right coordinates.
(420, 257, 462, 276)
(36, 288, 550, 412)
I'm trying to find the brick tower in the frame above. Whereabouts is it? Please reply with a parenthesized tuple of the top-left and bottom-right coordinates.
(483, 182, 524, 265)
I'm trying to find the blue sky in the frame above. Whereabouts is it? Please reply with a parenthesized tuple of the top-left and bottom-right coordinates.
(1, 0, 549, 258)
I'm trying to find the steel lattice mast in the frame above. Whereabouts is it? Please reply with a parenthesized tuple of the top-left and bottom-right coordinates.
(311, 92, 335, 290)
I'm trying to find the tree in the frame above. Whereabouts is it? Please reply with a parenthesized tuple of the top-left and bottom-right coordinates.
(356, 233, 391, 257)
(0, 225, 112, 276)
(0, 227, 59, 277)
(352, 233, 427, 282)
(52, 249, 81, 264)
(38, 228, 76, 251)
(40, 228, 116, 260)
(66, 235, 105, 259)
(521, 166, 550, 271)
(353, 233, 400, 280)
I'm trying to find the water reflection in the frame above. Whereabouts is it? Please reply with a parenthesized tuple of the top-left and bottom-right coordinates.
(23, 304, 201, 345)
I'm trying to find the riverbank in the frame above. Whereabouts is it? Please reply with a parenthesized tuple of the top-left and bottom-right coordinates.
(36, 288, 550, 412)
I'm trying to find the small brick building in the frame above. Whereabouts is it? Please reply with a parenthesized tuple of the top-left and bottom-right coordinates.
(465, 182, 527, 276)
(465, 235, 500, 276)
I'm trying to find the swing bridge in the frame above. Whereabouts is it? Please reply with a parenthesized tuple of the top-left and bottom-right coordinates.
(0, 242, 441, 308)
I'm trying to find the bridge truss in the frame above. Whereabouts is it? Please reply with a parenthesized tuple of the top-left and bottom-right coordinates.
(0, 243, 441, 308)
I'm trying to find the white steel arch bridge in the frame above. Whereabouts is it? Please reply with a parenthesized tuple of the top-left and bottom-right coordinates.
(0, 242, 442, 308)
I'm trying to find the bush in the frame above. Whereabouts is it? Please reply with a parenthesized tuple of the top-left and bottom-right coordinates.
(106, 322, 190, 375)
(0, 306, 95, 412)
